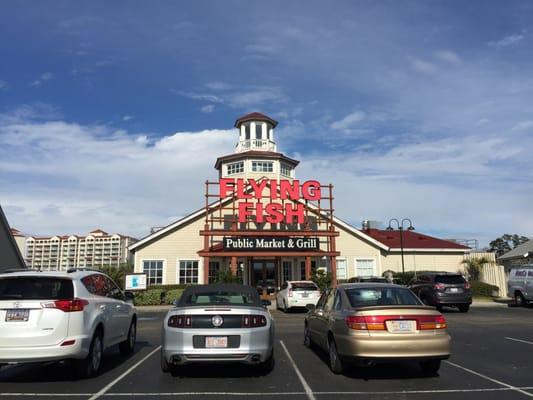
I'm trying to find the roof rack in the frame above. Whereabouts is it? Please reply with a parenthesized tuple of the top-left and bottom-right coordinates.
(66, 267, 101, 273)
(1, 268, 40, 273)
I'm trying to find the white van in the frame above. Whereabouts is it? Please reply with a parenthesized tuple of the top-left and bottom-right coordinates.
(507, 265, 533, 306)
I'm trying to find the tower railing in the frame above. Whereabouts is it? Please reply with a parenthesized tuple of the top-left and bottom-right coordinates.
(236, 139, 276, 152)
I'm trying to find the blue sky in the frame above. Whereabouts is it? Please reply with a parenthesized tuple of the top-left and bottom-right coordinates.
(1, 1, 532, 247)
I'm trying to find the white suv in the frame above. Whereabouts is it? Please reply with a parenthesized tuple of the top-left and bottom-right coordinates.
(276, 281, 321, 312)
(0, 269, 137, 378)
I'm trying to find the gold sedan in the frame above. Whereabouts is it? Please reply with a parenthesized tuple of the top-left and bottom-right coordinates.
(304, 283, 450, 375)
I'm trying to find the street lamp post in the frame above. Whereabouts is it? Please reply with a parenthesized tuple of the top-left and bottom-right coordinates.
(387, 218, 415, 275)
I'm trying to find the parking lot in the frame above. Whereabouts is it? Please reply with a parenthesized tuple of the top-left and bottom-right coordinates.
(1, 303, 532, 399)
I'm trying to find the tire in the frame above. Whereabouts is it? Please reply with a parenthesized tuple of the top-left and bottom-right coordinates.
(458, 304, 470, 313)
(283, 300, 289, 313)
(119, 319, 136, 355)
(161, 349, 170, 373)
(515, 292, 525, 307)
(328, 337, 343, 374)
(304, 323, 313, 348)
(76, 330, 103, 378)
(420, 359, 441, 375)
(258, 351, 275, 375)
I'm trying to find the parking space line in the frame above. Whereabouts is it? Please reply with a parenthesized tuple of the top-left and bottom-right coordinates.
(88, 345, 162, 400)
(279, 340, 316, 400)
(505, 337, 533, 345)
(445, 360, 533, 398)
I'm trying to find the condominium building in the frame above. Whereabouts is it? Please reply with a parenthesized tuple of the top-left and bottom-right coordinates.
(25, 229, 137, 270)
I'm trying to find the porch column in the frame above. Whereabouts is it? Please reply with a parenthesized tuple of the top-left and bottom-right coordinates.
(230, 256, 238, 276)
(203, 223, 210, 284)
(305, 256, 312, 280)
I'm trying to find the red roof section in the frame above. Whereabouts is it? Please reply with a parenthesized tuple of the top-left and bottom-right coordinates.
(361, 229, 470, 250)
(234, 112, 278, 128)
(11, 228, 23, 236)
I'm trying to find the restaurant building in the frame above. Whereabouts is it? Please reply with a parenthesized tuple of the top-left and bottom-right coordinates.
(129, 113, 469, 293)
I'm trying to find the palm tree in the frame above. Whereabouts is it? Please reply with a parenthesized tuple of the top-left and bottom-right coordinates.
(461, 257, 490, 281)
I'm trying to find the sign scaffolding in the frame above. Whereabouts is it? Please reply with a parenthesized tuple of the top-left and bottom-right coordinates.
(198, 178, 340, 285)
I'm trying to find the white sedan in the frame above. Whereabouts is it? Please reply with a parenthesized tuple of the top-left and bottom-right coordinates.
(276, 281, 321, 312)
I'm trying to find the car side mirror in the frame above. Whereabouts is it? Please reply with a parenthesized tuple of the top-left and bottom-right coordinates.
(306, 303, 316, 311)
(124, 291, 135, 301)
(261, 299, 271, 308)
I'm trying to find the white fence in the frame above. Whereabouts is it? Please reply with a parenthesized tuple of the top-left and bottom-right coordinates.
(464, 252, 508, 297)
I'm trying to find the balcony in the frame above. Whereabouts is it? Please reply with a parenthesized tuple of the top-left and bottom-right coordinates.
(236, 139, 276, 153)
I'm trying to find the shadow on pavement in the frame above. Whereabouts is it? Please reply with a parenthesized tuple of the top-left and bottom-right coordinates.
(0, 341, 153, 383)
(169, 360, 275, 378)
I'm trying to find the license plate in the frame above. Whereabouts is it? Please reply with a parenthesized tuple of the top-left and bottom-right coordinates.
(301, 292, 309, 298)
(5, 309, 30, 322)
(386, 320, 415, 333)
(449, 287, 460, 293)
(205, 336, 228, 348)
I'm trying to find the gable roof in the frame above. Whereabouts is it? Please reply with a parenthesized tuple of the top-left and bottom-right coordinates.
(129, 180, 389, 252)
(498, 239, 533, 261)
(234, 112, 278, 128)
(363, 228, 470, 251)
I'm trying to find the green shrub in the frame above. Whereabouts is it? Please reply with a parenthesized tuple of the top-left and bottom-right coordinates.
(163, 289, 184, 305)
(133, 289, 164, 306)
(148, 284, 189, 291)
(470, 281, 499, 297)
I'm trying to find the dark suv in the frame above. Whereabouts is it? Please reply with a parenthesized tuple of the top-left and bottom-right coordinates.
(409, 273, 472, 313)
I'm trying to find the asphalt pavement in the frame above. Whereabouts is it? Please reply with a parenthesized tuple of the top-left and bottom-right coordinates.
(1, 304, 533, 399)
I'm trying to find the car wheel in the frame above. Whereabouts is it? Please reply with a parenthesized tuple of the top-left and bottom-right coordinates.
(76, 330, 103, 378)
(420, 359, 441, 375)
(328, 337, 343, 374)
(283, 300, 288, 313)
(304, 323, 312, 348)
(119, 319, 136, 355)
(458, 304, 470, 313)
(258, 351, 275, 375)
(161, 349, 170, 373)
(515, 292, 525, 307)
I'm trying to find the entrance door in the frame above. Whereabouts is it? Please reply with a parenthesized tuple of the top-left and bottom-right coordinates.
(252, 260, 276, 299)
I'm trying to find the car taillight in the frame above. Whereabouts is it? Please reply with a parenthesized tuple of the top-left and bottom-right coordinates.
(242, 314, 267, 328)
(418, 315, 447, 330)
(464, 282, 471, 290)
(345, 315, 386, 331)
(168, 315, 192, 328)
(41, 298, 89, 312)
(288, 289, 293, 297)
(434, 283, 446, 291)
(345, 315, 447, 331)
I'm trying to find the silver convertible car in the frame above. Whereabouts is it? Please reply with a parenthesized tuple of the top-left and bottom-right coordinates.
(161, 284, 274, 374)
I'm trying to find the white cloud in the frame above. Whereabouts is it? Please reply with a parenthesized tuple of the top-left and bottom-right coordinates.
(122, 115, 134, 121)
(488, 34, 525, 47)
(201, 105, 215, 113)
(30, 72, 54, 87)
(205, 82, 232, 91)
(410, 57, 438, 74)
(0, 109, 235, 238)
(434, 50, 461, 65)
(176, 86, 286, 108)
(330, 111, 366, 131)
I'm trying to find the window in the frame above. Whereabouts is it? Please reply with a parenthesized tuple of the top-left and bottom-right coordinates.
(282, 261, 292, 283)
(179, 260, 199, 284)
(300, 260, 316, 280)
(251, 161, 273, 173)
(529, 269, 533, 278)
(245, 124, 250, 140)
(345, 287, 422, 308)
(324, 289, 336, 311)
(255, 123, 263, 139)
(208, 261, 221, 283)
(143, 260, 164, 285)
(227, 161, 244, 175)
(355, 258, 375, 277)
(336, 259, 347, 280)
(435, 275, 466, 284)
(280, 163, 292, 177)
(0, 277, 73, 300)
(333, 291, 342, 311)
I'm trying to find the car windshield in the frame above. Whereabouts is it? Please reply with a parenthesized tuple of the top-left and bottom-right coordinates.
(0, 277, 74, 300)
(292, 282, 318, 291)
(345, 287, 422, 308)
(435, 275, 466, 284)
(182, 291, 257, 305)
